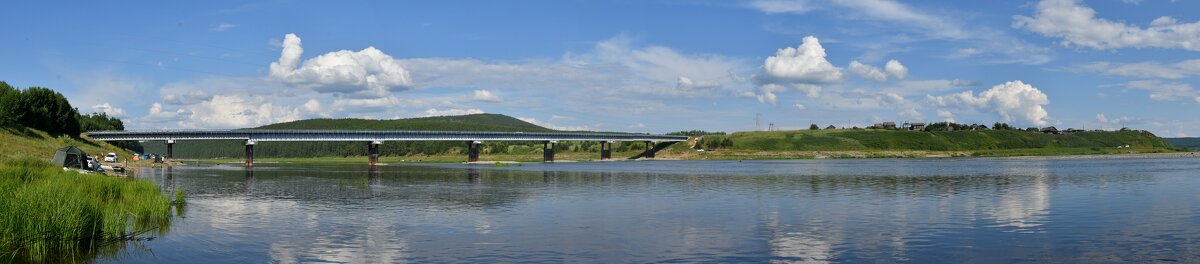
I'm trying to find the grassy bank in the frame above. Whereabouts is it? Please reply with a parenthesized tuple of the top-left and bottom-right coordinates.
(0, 155, 177, 262)
(1, 125, 133, 160)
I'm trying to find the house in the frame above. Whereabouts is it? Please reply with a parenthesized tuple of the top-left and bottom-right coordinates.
(1040, 126, 1059, 134)
(1065, 128, 1085, 134)
(903, 123, 926, 131)
(825, 125, 837, 130)
(873, 122, 897, 129)
(969, 124, 988, 131)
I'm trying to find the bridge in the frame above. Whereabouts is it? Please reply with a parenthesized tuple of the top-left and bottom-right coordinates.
(85, 130, 689, 166)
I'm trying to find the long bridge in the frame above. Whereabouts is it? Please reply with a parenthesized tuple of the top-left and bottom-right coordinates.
(85, 130, 688, 166)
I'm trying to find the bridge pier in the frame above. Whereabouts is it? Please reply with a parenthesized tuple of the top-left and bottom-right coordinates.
(467, 141, 482, 162)
(166, 139, 175, 160)
(600, 141, 612, 160)
(244, 140, 255, 167)
(368, 141, 382, 165)
(644, 141, 655, 159)
(543, 141, 556, 162)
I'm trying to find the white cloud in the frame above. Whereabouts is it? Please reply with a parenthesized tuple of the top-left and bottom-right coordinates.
(676, 76, 722, 90)
(211, 23, 236, 32)
(794, 103, 807, 111)
(423, 108, 483, 117)
(757, 36, 844, 84)
(828, 0, 965, 39)
(90, 103, 126, 118)
(928, 80, 1051, 126)
(757, 84, 788, 105)
(750, 0, 814, 14)
(1076, 59, 1200, 79)
(472, 89, 501, 102)
(1095, 113, 1107, 123)
(885, 59, 908, 80)
(848, 60, 888, 82)
(516, 117, 592, 131)
(184, 95, 301, 128)
(1014, 0, 1200, 51)
(951, 48, 981, 58)
(936, 109, 956, 123)
(269, 33, 413, 97)
(1111, 80, 1198, 101)
(950, 79, 981, 87)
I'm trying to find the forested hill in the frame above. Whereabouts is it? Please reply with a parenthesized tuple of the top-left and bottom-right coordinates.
(253, 114, 554, 132)
(1166, 138, 1200, 150)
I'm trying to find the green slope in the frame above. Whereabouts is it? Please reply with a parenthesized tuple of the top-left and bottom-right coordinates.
(254, 114, 554, 132)
(698, 129, 1173, 152)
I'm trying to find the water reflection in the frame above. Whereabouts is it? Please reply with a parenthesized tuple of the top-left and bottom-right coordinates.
(99, 158, 1200, 263)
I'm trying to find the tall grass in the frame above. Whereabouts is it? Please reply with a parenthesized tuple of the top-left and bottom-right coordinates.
(0, 154, 175, 262)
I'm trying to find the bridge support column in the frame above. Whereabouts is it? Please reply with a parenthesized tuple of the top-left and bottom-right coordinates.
(600, 141, 612, 160)
(244, 140, 255, 167)
(467, 141, 481, 162)
(644, 141, 655, 159)
(368, 141, 382, 165)
(543, 141, 556, 162)
(166, 139, 175, 160)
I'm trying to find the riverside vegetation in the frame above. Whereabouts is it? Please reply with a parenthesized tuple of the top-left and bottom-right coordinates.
(0, 82, 179, 262)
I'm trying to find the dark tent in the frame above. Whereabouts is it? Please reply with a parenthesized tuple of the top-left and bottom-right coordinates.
(52, 146, 88, 169)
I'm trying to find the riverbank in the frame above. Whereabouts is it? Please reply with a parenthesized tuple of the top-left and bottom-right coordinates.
(0, 155, 180, 262)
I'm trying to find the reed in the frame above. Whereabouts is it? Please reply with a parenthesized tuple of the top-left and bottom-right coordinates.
(0, 154, 176, 262)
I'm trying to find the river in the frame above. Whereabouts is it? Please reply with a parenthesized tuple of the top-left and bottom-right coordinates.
(99, 157, 1200, 263)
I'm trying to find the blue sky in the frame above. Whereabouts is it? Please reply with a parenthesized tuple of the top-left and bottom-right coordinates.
(2, 0, 1199, 136)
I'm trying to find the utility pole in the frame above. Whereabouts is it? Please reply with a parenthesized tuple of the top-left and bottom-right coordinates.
(756, 113, 760, 131)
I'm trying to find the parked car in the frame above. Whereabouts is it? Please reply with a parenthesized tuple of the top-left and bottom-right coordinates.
(86, 157, 103, 172)
(104, 152, 118, 162)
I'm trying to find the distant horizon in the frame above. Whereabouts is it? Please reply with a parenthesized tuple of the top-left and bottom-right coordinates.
(2, 1, 1198, 136)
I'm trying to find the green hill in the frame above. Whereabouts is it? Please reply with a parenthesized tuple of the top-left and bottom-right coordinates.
(693, 129, 1175, 156)
(1166, 138, 1200, 150)
(254, 114, 553, 132)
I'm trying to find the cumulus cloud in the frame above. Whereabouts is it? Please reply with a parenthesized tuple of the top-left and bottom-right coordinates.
(90, 103, 126, 117)
(848, 61, 888, 82)
(472, 90, 501, 102)
(1014, 0, 1200, 51)
(794, 103, 806, 111)
(885, 60, 908, 80)
(1076, 59, 1200, 79)
(757, 84, 788, 105)
(423, 108, 483, 117)
(1110, 80, 1198, 101)
(757, 36, 844, 84)
(936, 109, 956, 123)
(184, 95, 301, 128)
(269, 33, 413, 97)
(928, 80, 1051, 126)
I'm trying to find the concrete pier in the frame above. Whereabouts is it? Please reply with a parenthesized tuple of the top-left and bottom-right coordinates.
(644, 141, 655, 159)
(166, 139, 175, 160)
(543, 141, 556, 162)
(368, 141, 382, 165)
(467, 141, 482, 162)
(245, 140, 255, 167)
(600, 141, 612, 160)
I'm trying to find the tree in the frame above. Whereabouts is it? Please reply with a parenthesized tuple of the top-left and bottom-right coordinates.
(80, 112, 125, 131)
(809, 124, 819, 130)
(15, 87, 81, 136)
(0, 82, 18, 126)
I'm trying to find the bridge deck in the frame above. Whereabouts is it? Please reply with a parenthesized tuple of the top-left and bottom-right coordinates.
(85, 130, 688, 142)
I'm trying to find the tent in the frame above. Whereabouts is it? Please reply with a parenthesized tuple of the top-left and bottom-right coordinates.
(52, 146, 88, 169)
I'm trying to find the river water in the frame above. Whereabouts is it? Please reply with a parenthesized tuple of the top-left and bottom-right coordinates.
(99, 158, 1200, 263)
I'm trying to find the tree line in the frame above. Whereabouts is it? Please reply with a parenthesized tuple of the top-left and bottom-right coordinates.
(1, 81, 127, 136)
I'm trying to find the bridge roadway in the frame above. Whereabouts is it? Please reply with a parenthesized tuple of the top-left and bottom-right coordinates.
(85, 130, 688, 166)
